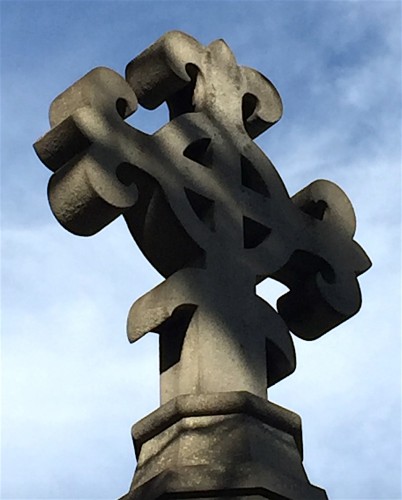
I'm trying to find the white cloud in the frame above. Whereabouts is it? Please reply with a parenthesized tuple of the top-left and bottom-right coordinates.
(2, 2, 401, 499)
(2, 221, 160, 499)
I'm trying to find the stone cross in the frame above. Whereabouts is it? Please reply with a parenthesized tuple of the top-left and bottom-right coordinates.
(34, 32, 371, 499)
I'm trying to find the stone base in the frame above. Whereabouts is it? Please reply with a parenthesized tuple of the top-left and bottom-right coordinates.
(121, 392, 328, 500)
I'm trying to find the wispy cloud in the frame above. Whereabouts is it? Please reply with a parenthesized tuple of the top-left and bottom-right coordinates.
(2, 2, 401, 500)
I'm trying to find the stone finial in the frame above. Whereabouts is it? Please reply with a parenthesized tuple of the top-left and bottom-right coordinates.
(34, 31, 370, 399)
(34, 31, 371, 499)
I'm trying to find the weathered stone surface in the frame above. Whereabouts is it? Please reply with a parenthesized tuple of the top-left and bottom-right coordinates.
(34, 31, 371, 499)
(121, 392, 327, 500)
(34, 67, 139, 235)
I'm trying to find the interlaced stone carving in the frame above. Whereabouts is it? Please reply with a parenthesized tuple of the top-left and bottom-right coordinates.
(34, 31, 371, 499)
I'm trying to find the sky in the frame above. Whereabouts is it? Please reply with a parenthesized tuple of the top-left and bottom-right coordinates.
(1, 1, 401, 499)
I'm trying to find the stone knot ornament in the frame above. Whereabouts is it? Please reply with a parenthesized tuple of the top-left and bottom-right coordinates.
(34, 31, 371, 500)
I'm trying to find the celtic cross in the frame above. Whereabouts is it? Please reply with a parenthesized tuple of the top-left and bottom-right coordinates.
(34, 31, 371, 500)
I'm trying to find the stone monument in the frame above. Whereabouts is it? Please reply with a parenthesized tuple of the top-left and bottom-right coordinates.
(34, 31, 371, 499)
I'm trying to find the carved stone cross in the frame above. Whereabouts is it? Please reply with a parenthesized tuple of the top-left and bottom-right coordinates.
(34, 31, 371, 500)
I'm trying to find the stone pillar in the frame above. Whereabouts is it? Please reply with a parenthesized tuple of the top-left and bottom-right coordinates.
(122, 392, 327, 500)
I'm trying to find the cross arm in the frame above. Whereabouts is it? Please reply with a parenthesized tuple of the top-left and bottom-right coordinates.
(273, 180, 372, 340)
(125, 31, 282, 138)
(33, 67, 141, 236)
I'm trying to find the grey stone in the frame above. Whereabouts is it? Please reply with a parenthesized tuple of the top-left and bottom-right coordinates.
(34, 31, 371, 499)
(121, 392, 327, 499)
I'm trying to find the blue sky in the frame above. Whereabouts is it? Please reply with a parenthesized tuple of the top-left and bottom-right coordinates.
(1, 1, 401, 499)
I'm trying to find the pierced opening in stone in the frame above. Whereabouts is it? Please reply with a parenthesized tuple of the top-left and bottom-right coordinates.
(167, 63, 199, 119)
(125, 104, 169, 134)
(243, 216, 271, 248)
(116, 162, 137, 186)
(183, 138, 212, 167)
(116, 98, 129, 119)
(241, 155, 270, 196)
(185, 188, 215, 230)
(256, 279, 290, 312)
(299, 199, 328, 221)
